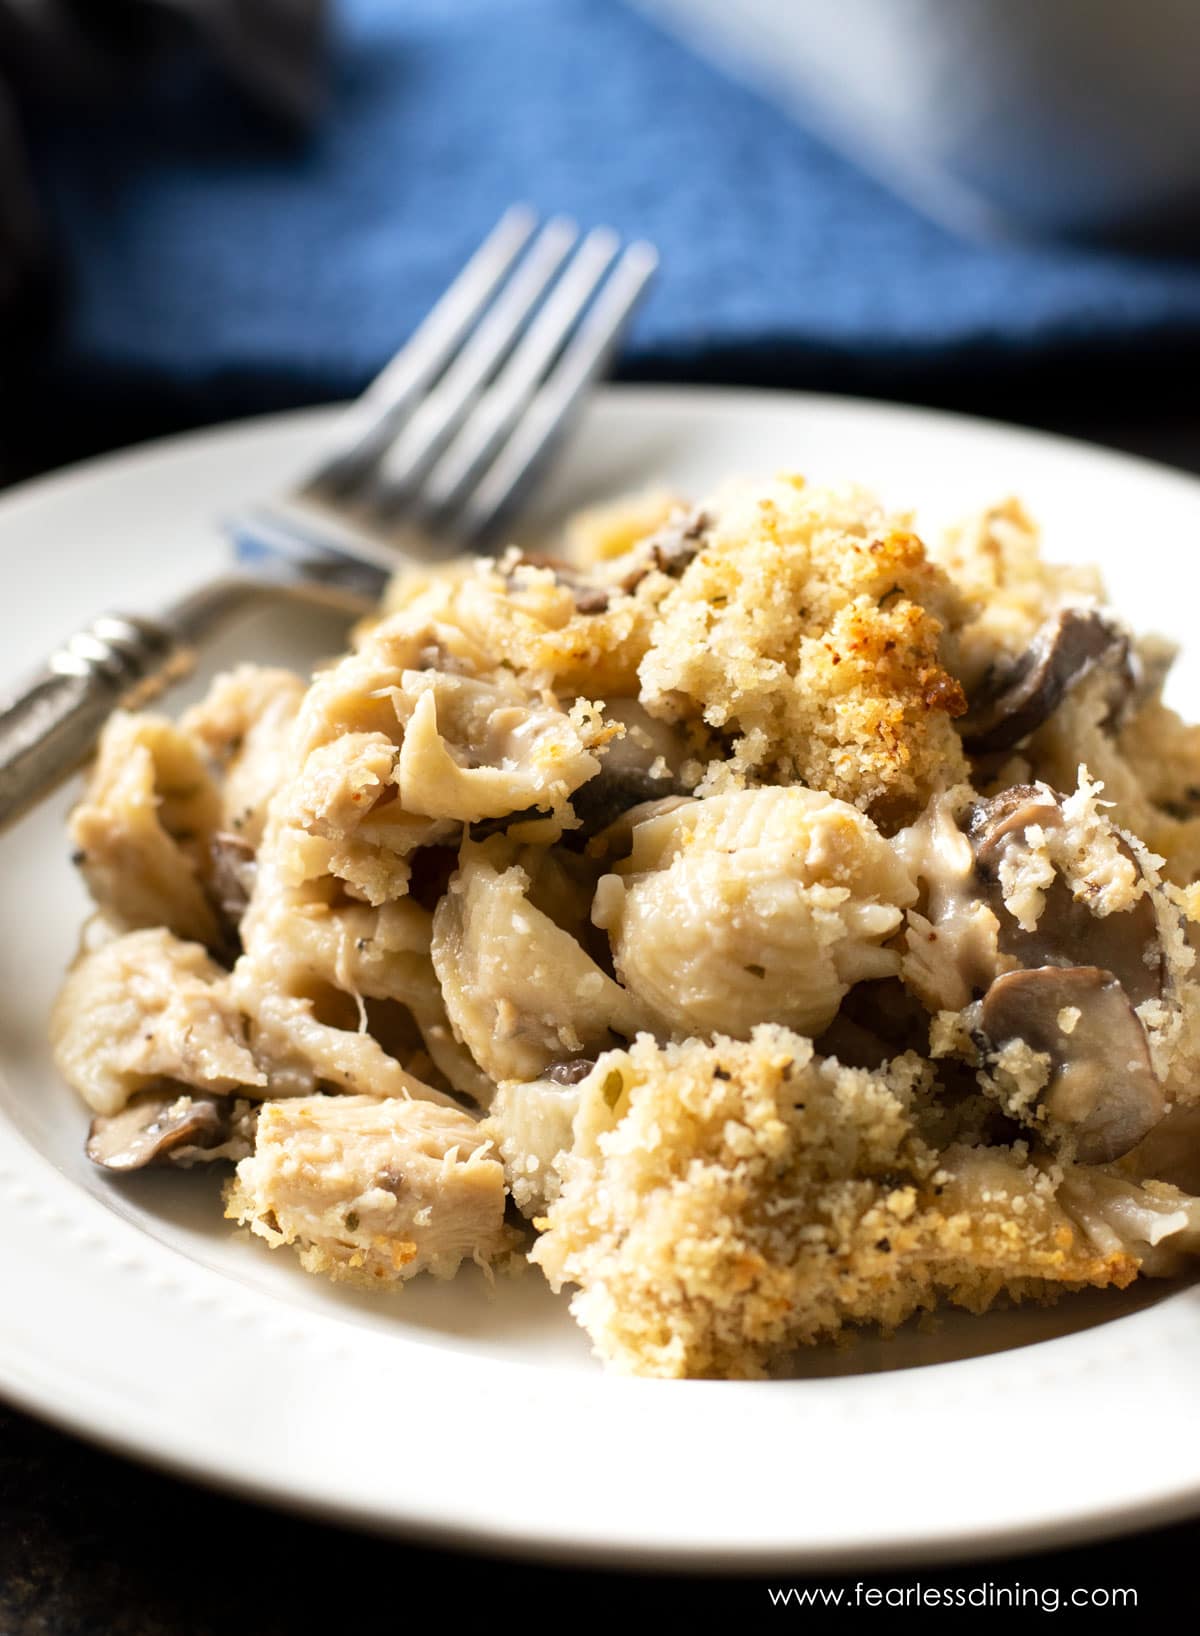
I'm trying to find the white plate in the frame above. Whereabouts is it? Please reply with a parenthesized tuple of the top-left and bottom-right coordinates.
(3, 386, 1200, 1570)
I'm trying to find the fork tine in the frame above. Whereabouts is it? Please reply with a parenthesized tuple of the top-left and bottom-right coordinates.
(368, 216, 579, 512)
(302, 205, 537, 498)
(237, 213, 658, 578)
(433, 240, 658, 546)
(407, 226, 622, 524)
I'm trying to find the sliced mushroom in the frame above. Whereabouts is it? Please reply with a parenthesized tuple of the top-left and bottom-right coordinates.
(967, 786, 1164, 1004)
(86, 1089, 250, 1172)
(208, 831, 257, 931)
(545, 1057, 597, 1086)
(968, 784, 1061, 873)
(961, 608, 1131, 753)
(506, 553, 611, 614)
(467, 805, 546, 841)
(568, 700, 687, 840)
(618, 507, 709, 594)
(978, 965, 1164, 1163)
(1120, 1101, 1200, 1194)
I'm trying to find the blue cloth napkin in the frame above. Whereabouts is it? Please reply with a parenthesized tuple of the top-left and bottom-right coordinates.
(22, 0, 1200, 440)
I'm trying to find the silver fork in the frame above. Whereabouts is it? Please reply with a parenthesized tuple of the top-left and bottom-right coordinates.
(0, 207, 657, 833)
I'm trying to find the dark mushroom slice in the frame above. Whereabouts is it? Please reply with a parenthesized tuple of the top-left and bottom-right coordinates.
(467, 805, 547, 841)
(1120, 1101, 1200, 1194)
(967, 784, 1062, 873)
(961, 608, 1132, 754)
(208, 831, 257, 931)
(505, 552, 612, 614)
(571, 774, 682, 842)
(545, 1057, 597, 1086)
(87, 1089, 248, 1172)
(567, 700, 688, 841)
(618, 507, 710, 594)
(407, 842, 461, 909)
(1130, 634, 1177, 709)
(978, 965, 1164, 1163)
(966, 786, 1164, 1005)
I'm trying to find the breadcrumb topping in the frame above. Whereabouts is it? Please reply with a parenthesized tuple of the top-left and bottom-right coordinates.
(638, 479, 969, 826)
(531, 1030, 1135, 1378)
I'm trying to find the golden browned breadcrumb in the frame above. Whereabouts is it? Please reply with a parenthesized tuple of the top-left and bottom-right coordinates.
(531, 1028, 1136, 1379)
(930, 497, 1105, 692)
(378, 549, 666, 698)
(637, 478, 969, 826)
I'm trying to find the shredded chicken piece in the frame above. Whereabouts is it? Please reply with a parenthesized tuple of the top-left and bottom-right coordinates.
(225, 1094, 515, 1285)
(51, 928, 263, 1115)
(180, 664, 305, 846)
(70, 712, 221, 945)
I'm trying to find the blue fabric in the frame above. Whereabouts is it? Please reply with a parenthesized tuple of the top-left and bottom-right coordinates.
(25, 0, 1200, 424)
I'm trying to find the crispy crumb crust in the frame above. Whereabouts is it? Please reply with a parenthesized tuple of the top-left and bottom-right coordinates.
(930, 497, 1105, 692)
(531, 1029, 1134, 1379)
(638, 480, 969, 825)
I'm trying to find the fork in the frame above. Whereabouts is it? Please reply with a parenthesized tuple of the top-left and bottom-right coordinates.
(0, 207, 657, 834)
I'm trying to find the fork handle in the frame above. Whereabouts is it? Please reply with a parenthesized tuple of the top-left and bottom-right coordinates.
(0, 614, 194, 832)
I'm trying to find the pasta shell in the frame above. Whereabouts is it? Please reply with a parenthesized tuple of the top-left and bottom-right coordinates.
(599, 786, 916, 1039)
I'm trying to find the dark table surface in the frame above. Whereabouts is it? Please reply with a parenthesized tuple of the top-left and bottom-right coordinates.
(3, 389, 1200, 1633)
(1, 1399, 1196, 1631)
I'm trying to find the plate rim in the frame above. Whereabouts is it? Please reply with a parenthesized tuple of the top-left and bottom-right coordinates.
(7, 382, 1200, 517)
